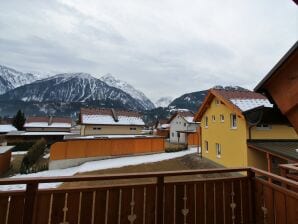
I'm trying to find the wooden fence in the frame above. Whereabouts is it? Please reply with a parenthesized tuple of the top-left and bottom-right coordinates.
(0, 167, 297, 224)
(50, 137, 165, 161)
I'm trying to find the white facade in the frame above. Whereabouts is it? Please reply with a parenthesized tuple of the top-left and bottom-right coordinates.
(169, 115, 198, 144)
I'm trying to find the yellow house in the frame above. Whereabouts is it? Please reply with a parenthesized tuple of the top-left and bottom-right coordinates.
(194, 88, 298, 172)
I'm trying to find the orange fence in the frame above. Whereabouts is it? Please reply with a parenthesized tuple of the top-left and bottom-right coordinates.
(50, 137, 165, 161)
(187, 132, 200, 146)
(0, 150, 11, 175)
(155, 129, 169, 138)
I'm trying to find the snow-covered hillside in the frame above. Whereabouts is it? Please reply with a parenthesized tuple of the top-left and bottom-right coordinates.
(155, 97, 172, 108)
(100, 74, 155, 110)
(0, 65, 39, 94)
(0, 72, 146, 111)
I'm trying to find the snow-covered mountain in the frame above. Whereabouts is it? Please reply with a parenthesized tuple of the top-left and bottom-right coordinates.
(0, 65, 39, 94)
(155, 97, 172, 108)
(0, 73, 146, 111)
(100, 74, 155, 110)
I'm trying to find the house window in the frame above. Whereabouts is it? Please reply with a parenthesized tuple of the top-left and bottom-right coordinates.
(205, 141, 209, 153)
(184, 123, 186, 127)
(220, 114, 224, 122)
(205, 116, 208, 128)
(215, 99, 220, 105)
(216, 143, 221, 158)
(93, 127, 102, 130)
(130, 127, 137, 130)
(212, 115, 216, 122)
(172, 132, 174, 137)
(256, 124, 272, 130)
(230, 114, 237, 129)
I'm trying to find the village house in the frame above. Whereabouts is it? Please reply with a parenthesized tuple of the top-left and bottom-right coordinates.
(153, 119, 170, 138)
(169, 110, 199, 144)
(80, 108, 145, 136)
(5, 116, 73, 144)
(194, 87, 298, 173)
(24, 116, 72, 132)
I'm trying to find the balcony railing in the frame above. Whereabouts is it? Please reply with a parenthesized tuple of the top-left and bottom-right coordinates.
(0, 167, 297, 224)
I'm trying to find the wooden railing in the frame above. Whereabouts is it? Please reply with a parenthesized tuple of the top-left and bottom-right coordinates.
(279, 163, 298, 181)
(0, 167, 297, 224)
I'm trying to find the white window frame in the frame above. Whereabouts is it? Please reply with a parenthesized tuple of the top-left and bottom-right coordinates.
(216, 143, 221, 158)
(215, 99, 220, 105)
(230, 113, 237, 129)
(205, 141, 209, 153)
(212, 115, 216, 122)
(220, 114, 224, 122)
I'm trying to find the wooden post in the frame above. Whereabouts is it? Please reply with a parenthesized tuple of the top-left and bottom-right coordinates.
(23, 183, 38, 224)
(266, 153, 272, 183)
(247, 170, 256, 224)
(280, 166, 288, 188)
(157, 176, 164, 224)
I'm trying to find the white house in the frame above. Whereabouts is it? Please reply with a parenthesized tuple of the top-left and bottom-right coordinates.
(169, 110, 198, 144)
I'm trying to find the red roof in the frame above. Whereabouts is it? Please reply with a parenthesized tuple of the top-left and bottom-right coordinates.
(194, 88, 270, 121)
(212, 89, 267, 101)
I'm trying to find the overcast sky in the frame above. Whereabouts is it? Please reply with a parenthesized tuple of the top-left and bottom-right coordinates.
(0, 0, 297, 101)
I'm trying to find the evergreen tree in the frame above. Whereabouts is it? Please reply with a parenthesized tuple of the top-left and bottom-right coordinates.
(12, 110, 26, 130)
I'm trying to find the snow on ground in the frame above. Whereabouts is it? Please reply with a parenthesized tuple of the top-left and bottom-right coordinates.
(0, 148, 198, 191)
(43, 153, 50, 159)
(12, 151, 27, 155)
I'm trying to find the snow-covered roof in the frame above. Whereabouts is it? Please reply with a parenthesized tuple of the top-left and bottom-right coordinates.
(0, 146, 14, 154)
(24, 116, 72, 129)
(0, 125, 17, 133)
(6, 131, 75, 136)
(65, 134, 161, 140)
(24, 122, 71, 128)
(80, 108, 145, 126)
(184, 116, 194, 123)
(82, 115, 145, 126)
(161, 124, 170, 129)
(230, 98, 273, 112)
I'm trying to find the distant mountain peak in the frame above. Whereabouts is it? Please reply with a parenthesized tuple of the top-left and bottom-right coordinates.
(100, 74, 155, 110)
(0, 65, 39, 94)
(155, 97, 172, 108)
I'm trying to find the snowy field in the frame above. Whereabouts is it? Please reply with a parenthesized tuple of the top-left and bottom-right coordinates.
(0, 148, 198, 191)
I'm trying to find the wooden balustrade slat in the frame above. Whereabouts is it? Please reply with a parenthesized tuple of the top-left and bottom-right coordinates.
(8, 195, 25, 224)
(186, 183, 195, 223)
(50, 192, 65, 224)
(93, 189, 107, 223)
(274, 191, 287, 224)
(195, 182, 205, 223)
(34, 193, 51, 224)
(106, 189, 120, 224)
(0, 195, 9, 224)
(143, 185, 156, 224)
(215, 182, 224, 224)
(80, 191, 93, 224)
(156, 176, 164, 224)
(164, 184, 174, 224)
(285, 195, 298, 224)
(66, 192, 80, 224)
(223, 181, 232, 224)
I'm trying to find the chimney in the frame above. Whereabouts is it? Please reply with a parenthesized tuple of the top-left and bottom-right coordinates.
(48, 116, 53, 125)
(111, 109, 119, 122)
